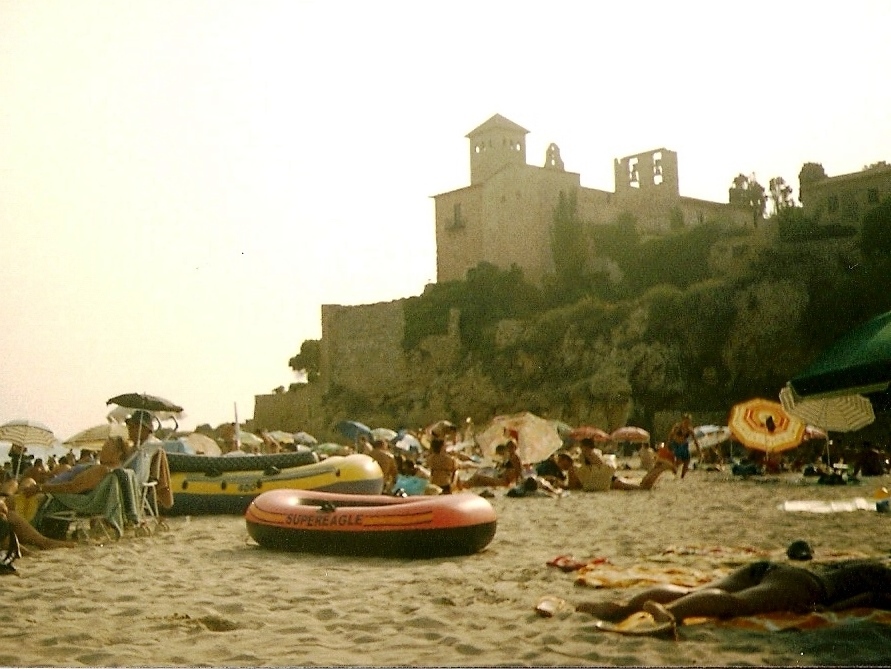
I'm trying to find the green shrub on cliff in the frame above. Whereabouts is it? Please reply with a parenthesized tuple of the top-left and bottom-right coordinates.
(402, 262, 542, 354)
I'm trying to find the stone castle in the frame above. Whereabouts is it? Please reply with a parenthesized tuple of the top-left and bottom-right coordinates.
(434, 114, 749, 285)
(253, 115, 891, 437)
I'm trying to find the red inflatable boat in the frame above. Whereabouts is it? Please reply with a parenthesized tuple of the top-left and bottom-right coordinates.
(245, 489, 497, 558)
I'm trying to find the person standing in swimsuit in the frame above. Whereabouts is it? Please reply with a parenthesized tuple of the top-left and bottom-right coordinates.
(427, 437, 458, 494)
(667, 414, 700, 479)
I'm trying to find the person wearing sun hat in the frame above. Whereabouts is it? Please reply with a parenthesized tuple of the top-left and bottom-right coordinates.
(125, 410, 161, 451)
(122, 409, 172, 509)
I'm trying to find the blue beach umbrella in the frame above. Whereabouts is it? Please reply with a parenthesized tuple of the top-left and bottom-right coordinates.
(336, 420, 373, 441)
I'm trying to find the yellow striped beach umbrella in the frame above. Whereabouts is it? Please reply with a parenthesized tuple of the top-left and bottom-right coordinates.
(728, 398, 805, 454)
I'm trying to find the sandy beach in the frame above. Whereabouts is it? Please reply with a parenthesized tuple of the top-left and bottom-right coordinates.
(5, 465, 891, 667)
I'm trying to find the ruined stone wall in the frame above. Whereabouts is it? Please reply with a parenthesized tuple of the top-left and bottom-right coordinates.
(253, 383, 327, 434)
(320, 300, 409, 398)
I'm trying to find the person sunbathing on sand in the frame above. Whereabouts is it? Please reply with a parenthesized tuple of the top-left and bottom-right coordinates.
(0, 482, 75, 550)
(20, 436, 128, 498)
(572, 439, 674, 492)
(464, 441, 522, 488)
(576, 542, 891, 626)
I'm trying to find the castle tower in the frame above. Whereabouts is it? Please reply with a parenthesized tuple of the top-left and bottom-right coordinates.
(466, 114, 529, 185)
(614, 148, 680, 198)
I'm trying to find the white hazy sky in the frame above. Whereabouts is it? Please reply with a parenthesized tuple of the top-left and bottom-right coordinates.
(2, 1, 890, 439)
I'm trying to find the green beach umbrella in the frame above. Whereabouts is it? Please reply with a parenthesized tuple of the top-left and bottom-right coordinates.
(789, 309, 891, 399)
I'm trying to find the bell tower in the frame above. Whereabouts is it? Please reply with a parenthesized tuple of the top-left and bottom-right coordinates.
(466, 114, 529, 185)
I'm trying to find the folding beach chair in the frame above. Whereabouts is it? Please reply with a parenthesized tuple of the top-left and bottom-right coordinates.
(33, 472, 127, 541)
(121, 441, 170, 535)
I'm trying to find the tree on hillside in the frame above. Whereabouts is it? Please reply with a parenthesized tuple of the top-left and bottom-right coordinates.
(590, 211, 639, 264)
(861, 196, 891, 258)
(460, 262, 541, 354)
(288, 339, 321, 382)
(625, 222, 726, 295)
(768, 176, 795, 216)
(549, 189, 587, 290)
(722, 279, 810, 395)
(729, 173, 766, 227)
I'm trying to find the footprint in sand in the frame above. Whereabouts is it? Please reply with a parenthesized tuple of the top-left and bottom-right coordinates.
(198, 615, 240, 632)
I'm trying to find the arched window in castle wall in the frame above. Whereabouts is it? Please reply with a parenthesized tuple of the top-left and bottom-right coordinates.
(628, 157, 640, 188)
(544, 143, 564, 170)
(653, 151, 663, 185)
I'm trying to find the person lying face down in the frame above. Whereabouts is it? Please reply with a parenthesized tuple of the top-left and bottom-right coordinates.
(577, 541, 891, 625)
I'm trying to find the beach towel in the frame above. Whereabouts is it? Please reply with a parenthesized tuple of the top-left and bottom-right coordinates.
(151, 447, 173, 509)
(779, 497, 877, 513)
(575, 562, 729, 589)
(589, 607, 891, 636)
(32, 473, 126, 537)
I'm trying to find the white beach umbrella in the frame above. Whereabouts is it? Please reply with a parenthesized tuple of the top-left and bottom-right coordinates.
(0, 419, 56, 448)
(64, 423, 128, 451)
(180, 432, 222, 456)
(294, 431, 318, 446)
(476, 412, 562, 464)
(692, 425, 732, 450)
(779, 385, 875, 433)
(371, 427, 398, 443)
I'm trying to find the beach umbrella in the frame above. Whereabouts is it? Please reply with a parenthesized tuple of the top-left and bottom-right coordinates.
(446, 439, 476, 454)
(106, 393, 184, 436)
(0, 419, 57, 477)
(692, 425, 732, 450)
(106, 404, 182, 425)
(568, 425, 611, 442)
(293, 431, 318, 446)
(371, 427, 398, 443)
(180, 432, 222, 456)
(161, 439, 196, 454)
(64, 422, 129, 451)
(778, 385, 875, 433)
(610, 426, 650, 443)
(107, 392, 184, 414)
(313, 442, 350, 456)
(336, 420, 372, 441)
(728, 398, 805, 454)
(802, 425, 828, 441)
(426, 419, 457, 437)
(693, 424, 734, 461)
(0, 419, 56, 448)
(266, 430, 295, 444)
(392, 433, 423, 453)
(550, 420, 574, 439)
(237, 431, 264, 448)
(788, 309, 891, 399)
(475, 411, 562, 464)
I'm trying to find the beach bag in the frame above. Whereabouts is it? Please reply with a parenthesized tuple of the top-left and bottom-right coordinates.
(38, 516, 71, 540)
(0, 517, 21, 574)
